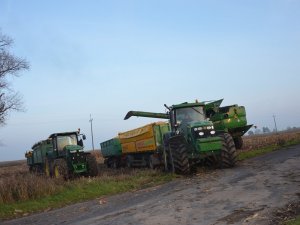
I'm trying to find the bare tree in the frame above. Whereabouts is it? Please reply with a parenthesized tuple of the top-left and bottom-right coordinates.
(0, 31, 29, 125)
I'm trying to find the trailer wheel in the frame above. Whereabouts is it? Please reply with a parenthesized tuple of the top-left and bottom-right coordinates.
(87, 155, 99, 177)
(126, 155, 133, 168)
(220, 133, 237, 168)
(168, 135, 190, 175)
(233, 136, 243, 149)
(53, 159, 69, 179)
(111, 158, 118, 169)
(147, 155, 156, 169)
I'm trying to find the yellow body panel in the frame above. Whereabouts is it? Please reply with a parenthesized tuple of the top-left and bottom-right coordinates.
(119, 124, 154, 143)
(118, 122, 166, 154)
(121, 142, 136, 153)
(135, 137, 156, 152)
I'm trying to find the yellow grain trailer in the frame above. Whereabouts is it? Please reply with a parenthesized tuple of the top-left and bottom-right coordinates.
(118, 122, 170, 168)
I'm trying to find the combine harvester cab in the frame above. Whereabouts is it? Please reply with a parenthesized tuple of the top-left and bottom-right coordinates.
(25, 130, 98, 179)
(124, 99, 252, 174)
(100, 122, 170, 169)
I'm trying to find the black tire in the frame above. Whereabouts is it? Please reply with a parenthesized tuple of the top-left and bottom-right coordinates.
(87, 155, 99, 177)
(220, 133, 237, 168)
(126, 155, 133, 168)
(53, 159, 69, 179)
(168, 135, 190, 175)
(233, 136, 243, 149)
(204, 153, 220, 169)
(147, 155, 156, 169)
(163, 133, 174, 172)
(111, 158, 118, 169)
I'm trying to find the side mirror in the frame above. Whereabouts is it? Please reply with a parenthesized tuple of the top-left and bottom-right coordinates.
(82, 135, 86, 140)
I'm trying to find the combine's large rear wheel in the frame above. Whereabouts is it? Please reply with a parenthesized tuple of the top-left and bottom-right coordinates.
(168, 135, 190, 175)
(220, 133, 237, 168)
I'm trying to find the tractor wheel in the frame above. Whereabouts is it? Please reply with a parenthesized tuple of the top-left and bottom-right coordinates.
(233, 136, 243, 149)
(53, 159, 69, 179)
(204, 153, 220, 169)
(87, 155, 98, 177)
(44, 159, 52, 177)
(220, 133, 237, 168)
(168, 136, 190, 175)
(162, 134, 174, 172)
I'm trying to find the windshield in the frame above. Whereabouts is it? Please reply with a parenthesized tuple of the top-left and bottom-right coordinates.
(57, 134, 78, 151)
(175, 106, 206, 124)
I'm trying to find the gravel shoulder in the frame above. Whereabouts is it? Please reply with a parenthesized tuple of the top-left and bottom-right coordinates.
(2, 145, 300, 225)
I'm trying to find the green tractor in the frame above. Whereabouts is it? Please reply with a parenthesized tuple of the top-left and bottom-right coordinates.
(124, 99, 252, 174)
(25, 130, 98, 179)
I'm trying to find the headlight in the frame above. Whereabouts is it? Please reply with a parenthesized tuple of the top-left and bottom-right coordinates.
(199, 132, 204, 136)
(210, 130, 216, 135)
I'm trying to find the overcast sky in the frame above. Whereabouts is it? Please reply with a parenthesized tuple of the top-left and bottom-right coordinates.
(0, 0, 300, 161)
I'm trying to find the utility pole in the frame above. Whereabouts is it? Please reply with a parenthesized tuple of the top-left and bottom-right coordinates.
(89, 114, 95, 151)
(273, 114, 278, 134)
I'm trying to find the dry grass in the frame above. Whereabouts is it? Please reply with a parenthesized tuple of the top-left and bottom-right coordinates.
(242, 130, 300, 151)
(0, 173, 64, 204)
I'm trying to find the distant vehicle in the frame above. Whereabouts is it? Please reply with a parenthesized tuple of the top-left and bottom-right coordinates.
(25, 130, 98, 179)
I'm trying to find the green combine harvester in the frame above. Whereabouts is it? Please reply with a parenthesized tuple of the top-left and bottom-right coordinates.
(25, 130, 98, 179)
(124, 99, 252, 174)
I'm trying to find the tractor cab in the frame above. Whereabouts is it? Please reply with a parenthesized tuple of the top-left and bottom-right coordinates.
(169, 102, 217, 142)
(49, 131, 86, 157)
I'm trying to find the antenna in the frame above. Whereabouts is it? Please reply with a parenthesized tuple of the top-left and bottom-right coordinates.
(273, 114, 278, 134)
(89, 114, 95, 151)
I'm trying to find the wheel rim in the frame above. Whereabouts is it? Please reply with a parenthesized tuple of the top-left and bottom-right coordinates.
(54, 166, 60, 178)
(45, 161, 50, 177)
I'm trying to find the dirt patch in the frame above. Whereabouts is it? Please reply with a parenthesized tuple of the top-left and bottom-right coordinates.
(270, 195, 300, 225)
(218, 208, 264, 224)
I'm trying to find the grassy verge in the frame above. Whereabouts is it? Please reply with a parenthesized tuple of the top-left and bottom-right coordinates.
(285, 217, 300, 225)
(238, 139, 300, 161)
(0, 169, 174, 220)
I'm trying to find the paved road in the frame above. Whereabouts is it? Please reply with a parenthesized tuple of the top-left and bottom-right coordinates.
(3, 145, 300, 225)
